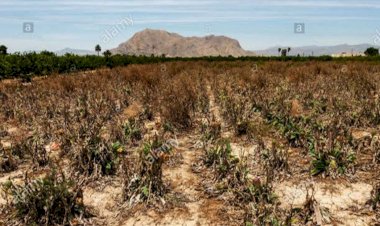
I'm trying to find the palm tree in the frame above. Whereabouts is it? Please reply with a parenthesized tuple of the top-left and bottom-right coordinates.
(95, 44, 101, 56)
(278, 48, 281, 56)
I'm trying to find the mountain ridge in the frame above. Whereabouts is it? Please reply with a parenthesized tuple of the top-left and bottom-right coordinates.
(111, 29, 255, 57)
(53, 29, 379, 57)
(55, 48, 96, 56)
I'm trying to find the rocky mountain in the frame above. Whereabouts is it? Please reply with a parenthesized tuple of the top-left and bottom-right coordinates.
(255, 44, 379, 56)
(112, 29, 255, 57)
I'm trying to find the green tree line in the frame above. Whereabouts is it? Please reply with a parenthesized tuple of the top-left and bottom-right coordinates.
(0, 51, 171, 80)
(1, 48, 380, 80)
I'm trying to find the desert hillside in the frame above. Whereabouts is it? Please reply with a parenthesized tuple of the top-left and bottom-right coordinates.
(112, 29, 255, 57)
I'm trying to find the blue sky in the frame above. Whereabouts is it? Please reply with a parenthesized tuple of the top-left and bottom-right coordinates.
(1, 0, 380, 52)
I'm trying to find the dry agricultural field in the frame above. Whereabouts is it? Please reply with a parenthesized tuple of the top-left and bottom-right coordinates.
(0, 61, 379, 225)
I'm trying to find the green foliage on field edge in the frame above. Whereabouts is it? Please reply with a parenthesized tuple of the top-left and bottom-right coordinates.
(2, 50, 380, 80)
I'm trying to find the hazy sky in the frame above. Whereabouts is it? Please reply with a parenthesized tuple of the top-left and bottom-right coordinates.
(1, 0, 380, 52)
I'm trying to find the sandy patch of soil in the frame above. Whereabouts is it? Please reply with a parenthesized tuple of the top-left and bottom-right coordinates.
(275, 181, 375, 225)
